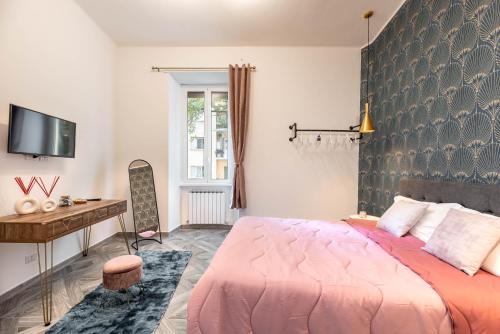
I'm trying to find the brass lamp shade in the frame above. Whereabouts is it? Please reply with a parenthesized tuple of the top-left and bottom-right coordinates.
(360, 103, 375, 133)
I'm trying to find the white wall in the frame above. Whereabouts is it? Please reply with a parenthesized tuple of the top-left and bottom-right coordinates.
(167, 76, 182, 231)
(0, 0, 116, 295)
(115, 47, 360, 231)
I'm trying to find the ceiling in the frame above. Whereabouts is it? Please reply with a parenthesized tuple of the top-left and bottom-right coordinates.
(75, 0, 404, 47)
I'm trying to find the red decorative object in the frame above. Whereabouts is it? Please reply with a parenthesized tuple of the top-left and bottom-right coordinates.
(35, 176, 60, 198)
(14, 177, 36, 195)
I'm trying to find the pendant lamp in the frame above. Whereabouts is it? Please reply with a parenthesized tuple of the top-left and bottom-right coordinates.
(360, 10, 375, 134)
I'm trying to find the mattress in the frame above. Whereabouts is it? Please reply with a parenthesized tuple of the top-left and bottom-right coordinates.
(187, 216, 451, 334)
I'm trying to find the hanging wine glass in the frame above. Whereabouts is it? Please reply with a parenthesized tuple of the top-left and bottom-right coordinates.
(326, 134, 334, 149)
(308, 133, 316, 148)
(335, 134, 343, 151)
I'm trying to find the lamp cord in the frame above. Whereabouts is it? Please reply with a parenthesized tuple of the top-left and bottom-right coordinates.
(366, 15, 370, 106)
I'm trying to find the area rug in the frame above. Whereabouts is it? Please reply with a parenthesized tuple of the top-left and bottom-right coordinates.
(47, 250, 191, 334)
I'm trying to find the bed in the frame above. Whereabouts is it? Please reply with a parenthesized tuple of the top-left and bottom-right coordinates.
(187, 179, 500, 334)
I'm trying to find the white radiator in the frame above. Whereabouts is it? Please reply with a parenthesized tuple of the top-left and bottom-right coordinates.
(188, 191, 227, 225)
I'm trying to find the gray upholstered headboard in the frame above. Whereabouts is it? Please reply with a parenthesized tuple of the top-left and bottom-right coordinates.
(399, 179, 500, 217)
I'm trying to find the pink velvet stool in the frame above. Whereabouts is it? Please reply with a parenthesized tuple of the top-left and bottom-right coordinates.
(103, 255, 143, 293)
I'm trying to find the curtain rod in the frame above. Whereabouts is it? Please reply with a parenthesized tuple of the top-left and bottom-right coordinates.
(151, 66, 256, 72)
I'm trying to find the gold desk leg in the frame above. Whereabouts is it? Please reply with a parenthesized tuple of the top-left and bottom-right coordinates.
(82, 226, 92, 256)
(118, 214, 131, 254)
(37, 241, 53, 326)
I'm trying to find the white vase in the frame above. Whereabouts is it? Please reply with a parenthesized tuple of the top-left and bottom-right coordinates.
(41, 198, 58, 212)
(15, 195, 40, 215)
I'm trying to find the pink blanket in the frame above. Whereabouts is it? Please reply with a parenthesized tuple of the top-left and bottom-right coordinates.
(349, 218, 500, 334)
(187, 217, 451, 334)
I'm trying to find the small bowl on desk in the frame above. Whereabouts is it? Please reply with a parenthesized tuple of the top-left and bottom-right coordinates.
(73, 198, 87, 205)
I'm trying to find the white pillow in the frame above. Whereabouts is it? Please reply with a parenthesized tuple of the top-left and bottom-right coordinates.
(423, 209, 500, 275)
(457, 207, 500, 276)
(377, 200, 429, 237)
(482, 242, 500, 276)
(409, 203, 463, 242)
(393, 196, 463, 242)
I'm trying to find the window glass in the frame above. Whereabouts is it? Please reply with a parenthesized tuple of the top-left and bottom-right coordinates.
(187, 92, 205, 179)
(211, 92, 229, 180)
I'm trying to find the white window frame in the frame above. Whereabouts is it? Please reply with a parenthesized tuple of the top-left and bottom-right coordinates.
(180, 86, 233, 185)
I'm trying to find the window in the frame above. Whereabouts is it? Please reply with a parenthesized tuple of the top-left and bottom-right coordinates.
(190, 166, 204, 178)
(191, 137, 204, 150)
(211, 92, 229, 180)
(185, 88, 231, 182)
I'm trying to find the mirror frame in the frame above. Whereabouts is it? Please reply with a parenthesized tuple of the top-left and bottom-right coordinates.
(128, 159, 163, 250)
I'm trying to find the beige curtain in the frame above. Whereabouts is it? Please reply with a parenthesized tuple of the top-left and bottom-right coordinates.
(229, 64, 252, 209)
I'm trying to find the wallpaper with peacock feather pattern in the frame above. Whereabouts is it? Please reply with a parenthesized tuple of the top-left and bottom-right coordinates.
(358, 0, 500, 216)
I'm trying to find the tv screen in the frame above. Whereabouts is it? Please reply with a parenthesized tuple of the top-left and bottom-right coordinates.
(8, 104, 76, 158)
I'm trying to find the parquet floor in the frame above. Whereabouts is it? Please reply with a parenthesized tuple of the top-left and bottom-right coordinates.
(0, 228, 229, 334)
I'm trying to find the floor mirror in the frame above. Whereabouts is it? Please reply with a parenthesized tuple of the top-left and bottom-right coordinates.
(128, 159, 162, 250)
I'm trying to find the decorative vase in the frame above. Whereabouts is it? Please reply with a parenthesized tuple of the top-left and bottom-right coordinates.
(15, 195, 40, 215)
(41, 197, 58, 212)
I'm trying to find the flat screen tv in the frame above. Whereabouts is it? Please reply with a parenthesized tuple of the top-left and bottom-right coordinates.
(8, 104, 76, 158)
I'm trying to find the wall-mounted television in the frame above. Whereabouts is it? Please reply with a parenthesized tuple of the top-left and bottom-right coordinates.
(8, 104, 76, 158)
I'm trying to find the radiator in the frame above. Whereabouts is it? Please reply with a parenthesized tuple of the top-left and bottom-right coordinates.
(188, 191, 227, 225)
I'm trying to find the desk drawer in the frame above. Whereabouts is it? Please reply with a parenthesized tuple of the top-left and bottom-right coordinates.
(117, 201, 127, 212)
(108, 205, 119, 216)
(95, 208, 108, 219)
(51, 216, 83, 237)
(82, 211, 97, 225)
(108, 202, 127, 216)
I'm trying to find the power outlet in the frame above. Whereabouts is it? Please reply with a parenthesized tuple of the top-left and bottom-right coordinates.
(25, 253, 37, 264)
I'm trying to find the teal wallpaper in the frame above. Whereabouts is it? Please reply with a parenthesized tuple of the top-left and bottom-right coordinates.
(358, 0, 500, 216)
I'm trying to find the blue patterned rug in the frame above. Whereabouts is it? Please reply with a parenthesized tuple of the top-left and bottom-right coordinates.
(47, 250, 191, 334)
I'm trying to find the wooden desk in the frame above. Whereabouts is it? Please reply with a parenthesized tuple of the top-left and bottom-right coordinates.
(0, 199, 130, 325)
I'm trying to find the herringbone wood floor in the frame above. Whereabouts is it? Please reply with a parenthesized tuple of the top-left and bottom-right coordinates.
(0, 228, 229, 334)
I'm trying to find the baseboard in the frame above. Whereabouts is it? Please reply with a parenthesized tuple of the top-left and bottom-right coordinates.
(0, 232, 123, 305)
(180, 224, 232, 230)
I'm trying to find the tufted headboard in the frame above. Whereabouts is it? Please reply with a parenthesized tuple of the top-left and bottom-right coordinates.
(399, 179, 500, 217)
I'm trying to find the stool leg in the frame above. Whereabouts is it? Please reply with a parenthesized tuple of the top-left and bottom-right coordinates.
(137, 281, 145, 297)
(138, 281, 144, 293)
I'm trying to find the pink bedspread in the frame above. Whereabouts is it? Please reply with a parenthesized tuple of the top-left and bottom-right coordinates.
(349, 218, 500, 334)
(187, 217, 451, 334)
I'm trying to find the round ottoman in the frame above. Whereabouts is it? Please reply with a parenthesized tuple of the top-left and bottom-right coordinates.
(103, 255, 143, 291)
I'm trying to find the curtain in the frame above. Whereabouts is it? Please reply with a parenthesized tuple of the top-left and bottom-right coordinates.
(229, 64, 252, 209)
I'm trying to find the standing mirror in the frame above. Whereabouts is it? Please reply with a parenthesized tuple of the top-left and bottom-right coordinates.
(128, 159, 162, 250)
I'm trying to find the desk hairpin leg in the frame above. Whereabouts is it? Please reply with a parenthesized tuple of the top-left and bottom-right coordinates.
(118, 214, 131, 255)
(82, 226, 92, 256)
(37, 241, 53, 326)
